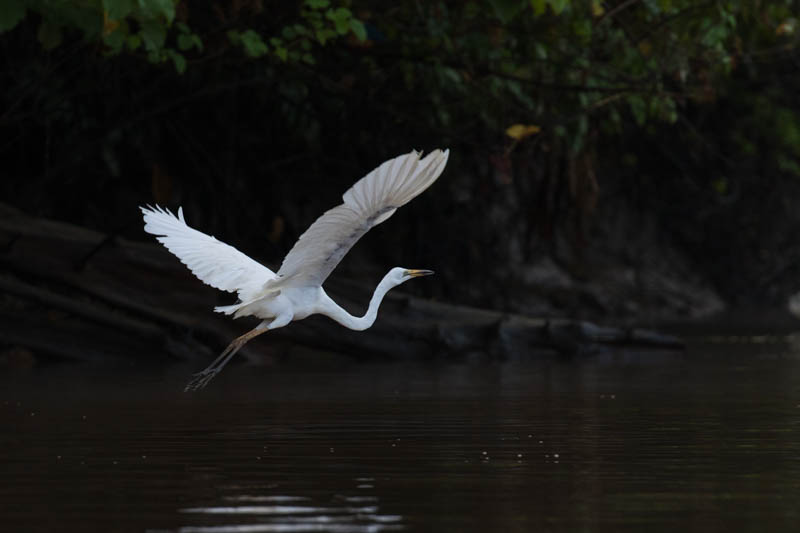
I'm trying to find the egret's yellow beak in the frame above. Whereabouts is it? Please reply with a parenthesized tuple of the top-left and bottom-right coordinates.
(405, 269, 434, 277)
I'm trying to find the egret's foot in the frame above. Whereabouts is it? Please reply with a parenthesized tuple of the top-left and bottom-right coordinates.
(184, 368, 219, 392)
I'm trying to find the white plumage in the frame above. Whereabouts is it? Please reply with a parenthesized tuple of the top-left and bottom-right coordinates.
(141, 149, 449, 391)
(141, 206, 277, 303)
(274, 149, 448, 288)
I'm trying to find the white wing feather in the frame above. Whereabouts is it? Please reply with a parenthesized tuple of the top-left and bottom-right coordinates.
(140, 205, 276, 302)
(274, 149, 449, 288)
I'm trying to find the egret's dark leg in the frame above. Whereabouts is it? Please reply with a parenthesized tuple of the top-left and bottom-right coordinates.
(184, 326, 269, 392)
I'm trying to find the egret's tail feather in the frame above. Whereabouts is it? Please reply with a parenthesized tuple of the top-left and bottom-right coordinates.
(214, 304, 242, 315)
(214, 290, 279, 318)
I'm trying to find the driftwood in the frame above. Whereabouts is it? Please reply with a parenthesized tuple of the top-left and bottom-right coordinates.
(0, 203, 683, 365)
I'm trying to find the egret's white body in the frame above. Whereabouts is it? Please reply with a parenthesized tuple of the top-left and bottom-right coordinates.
(141, 149, 449, 390)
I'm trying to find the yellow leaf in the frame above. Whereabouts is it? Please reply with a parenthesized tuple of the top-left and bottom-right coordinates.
(103, 11, 119, 36)
(505, 123, 541, 140)
(591, 1, 604, 17)
(776, 19, 795, 36)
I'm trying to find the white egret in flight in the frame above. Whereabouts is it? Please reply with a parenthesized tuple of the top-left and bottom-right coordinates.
(141, 149, 449, 391)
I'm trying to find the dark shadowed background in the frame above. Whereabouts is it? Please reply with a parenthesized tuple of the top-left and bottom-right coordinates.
(3, 1, 800, 328)
(3, 3, 800, 532)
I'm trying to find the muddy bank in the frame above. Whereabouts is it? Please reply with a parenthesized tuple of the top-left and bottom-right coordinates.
(0, 203, 682, 366)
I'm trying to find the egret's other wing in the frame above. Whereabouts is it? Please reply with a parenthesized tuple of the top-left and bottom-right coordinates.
(141, 205, 276, 301)
(275, 149, 449, 288)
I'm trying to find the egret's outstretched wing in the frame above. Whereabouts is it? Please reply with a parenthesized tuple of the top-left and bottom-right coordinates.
(141, 206, 277, 301)
(275, 149, 449, 288)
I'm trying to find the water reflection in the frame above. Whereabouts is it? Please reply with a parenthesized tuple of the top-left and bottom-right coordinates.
(1, 339, 800, 532)
(180, 488, 403, 532)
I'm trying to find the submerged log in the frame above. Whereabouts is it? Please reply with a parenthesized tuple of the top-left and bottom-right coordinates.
(0, 203, 683, 365)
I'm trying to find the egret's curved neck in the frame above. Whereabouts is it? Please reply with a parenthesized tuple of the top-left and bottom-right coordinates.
(318, 271, 400, 331)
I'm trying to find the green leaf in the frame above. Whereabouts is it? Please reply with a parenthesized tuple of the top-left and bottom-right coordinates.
(146, 49, 162, 64)
(349, 19, 366, 42)
(73, 8, 105, 39)
(573, 18, 591, 39)
(305, 0, 330, 9)
(140, 0, 176, 23)
(628, 95, 647, 126)
(0, 0, 26, 33)
(127, 34, 141, 50)
(711, 177, 728, 195)
(274, 46, 288, 61)
(177, 31, 203, 52)
(139, 19, 167, 52)
(37, 21, 63, 50)
(102, 0, 134, 21)
(659, 97, 677, 123)
(315, 28, 335, 45)
(177, 33, 192, 51)
(103, 23, 126, 53)
(240, 29, 268, 57)
(326, 7, 352, 34)
(549, 0, 569, 15)
(530, 0, 547, 16)
(778, 156, 800, 176)
(168, 50, 186, 73)
(491, 0, 524, 23)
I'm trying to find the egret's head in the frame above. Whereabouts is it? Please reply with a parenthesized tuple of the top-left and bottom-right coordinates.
(388, 267, 435, 286)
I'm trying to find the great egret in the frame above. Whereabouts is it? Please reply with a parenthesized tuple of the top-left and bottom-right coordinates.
(141, 149, 449, 391)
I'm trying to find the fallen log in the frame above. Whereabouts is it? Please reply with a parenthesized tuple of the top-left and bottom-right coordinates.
(0, 203, 683, 365)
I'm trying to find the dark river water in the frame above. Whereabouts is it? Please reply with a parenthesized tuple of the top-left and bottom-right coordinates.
(2, 337, 800, 532)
